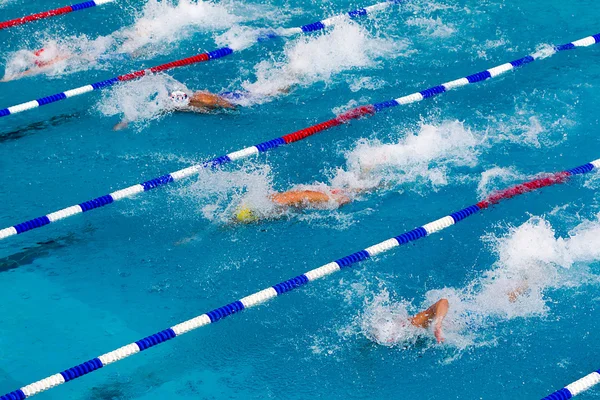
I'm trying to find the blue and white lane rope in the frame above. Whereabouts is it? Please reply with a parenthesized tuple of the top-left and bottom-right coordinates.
(0, 1, 398, 118)
(1, 160, 598, 400)
(542, 369, 600, 400)
(1, 32, 599, 241)
(543, 369, 600, 399)
(0, 0, 114, 30)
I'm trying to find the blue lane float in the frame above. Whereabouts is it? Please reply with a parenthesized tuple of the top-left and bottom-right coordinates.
(543, 369, 600, 399)
(0, 0, 400, 118)
(2, 159, 598, 399)
(1, 31, 599, 241)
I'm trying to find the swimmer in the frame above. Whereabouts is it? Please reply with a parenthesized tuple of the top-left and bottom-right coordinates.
(235, 187, 354, 223)
(112, 83, 291, 130)
(372, 284, 528, 346)
(112, 89, 238, 130)
(1, 48, 70, 82)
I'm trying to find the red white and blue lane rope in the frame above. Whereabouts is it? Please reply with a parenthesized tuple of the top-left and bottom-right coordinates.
(543, 369, 600, 399)
(1, 32, 599, 241)
(0, 0, 114, 30)
(0, 0, 399, 118)
(1, 160, 597, 400)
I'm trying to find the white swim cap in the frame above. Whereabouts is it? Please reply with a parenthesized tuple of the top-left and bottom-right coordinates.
(169, 90, 189, 106)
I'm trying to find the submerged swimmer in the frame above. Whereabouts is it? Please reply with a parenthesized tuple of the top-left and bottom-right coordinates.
(235, 187, 354, 223)
(1, 48, 70, 82)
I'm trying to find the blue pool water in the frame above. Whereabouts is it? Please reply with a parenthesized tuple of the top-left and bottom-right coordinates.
(1, 0, 600, 398)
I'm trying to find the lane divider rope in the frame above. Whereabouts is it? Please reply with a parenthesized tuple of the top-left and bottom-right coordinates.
(0, 0, 115, 30)
(1, 32, 599, 241)
(543, 368, 600, 399)
(0, 0, 399, 118)
(1, 159, 598, 400)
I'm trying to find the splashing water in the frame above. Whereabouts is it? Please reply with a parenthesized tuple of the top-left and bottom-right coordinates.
(330, 120, 481, 192)
(361, 289, 422, 347)
(486, 100, 574, 149)
(183, 165, 279, 224)
(238, 20, 406, 101)
(182, 166, 364, 227)
(405, 17, 456, 38)
(116, 0, 242, 55)
(98, 74, 190, 127)
(476, 166, 525, 198)
(361, 214, 600, 350)
(2, 36, 114, 81)
(531, 43, 557, 60)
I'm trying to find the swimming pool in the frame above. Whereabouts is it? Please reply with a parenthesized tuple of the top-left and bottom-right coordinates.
(1, 0, 600, 398)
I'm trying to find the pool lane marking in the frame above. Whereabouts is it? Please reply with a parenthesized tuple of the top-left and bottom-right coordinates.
(1, 159, 597, 399)
(543, 369, 600, 399)
(1, 32, 599, 241)
(0, 0, 400, 118)
(0, 0, 115, 30)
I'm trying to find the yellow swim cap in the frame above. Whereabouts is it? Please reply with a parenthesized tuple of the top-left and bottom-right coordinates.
(235, 205, 258, 223)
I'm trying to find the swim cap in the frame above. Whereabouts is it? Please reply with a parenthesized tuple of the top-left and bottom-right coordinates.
(169, 90, 189, 106)
(235, 205, 258, 223)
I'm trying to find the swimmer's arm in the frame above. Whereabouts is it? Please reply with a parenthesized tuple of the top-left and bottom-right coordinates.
(508, 283, 529, 303)
(2, 55, 70, 82)
(410, 298, 449, 343)
(214, 96, 237, 109)
(1, 68, 37, 82)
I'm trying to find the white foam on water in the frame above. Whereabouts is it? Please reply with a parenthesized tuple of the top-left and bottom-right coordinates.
(329, 120, 481, 192)
(485, 103, 572, 148)
(405, 17, 456, 38)
(361, 289, 423, 347)
(215, 25, 261, 52)
(1, 36, 115, 81)
(532, 43, 557, 60)
(476, 166, 525, 198)
(183, 165, 280, 224)
(361, 214, 600, 350)
(348, 76, 387, 93)
(116, 0, 242, 55)
(237, 20, 406, 103)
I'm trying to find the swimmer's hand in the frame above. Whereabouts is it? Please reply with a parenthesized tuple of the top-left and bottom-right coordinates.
(434, 319, 445, 343)
(113, 120, 129, 131)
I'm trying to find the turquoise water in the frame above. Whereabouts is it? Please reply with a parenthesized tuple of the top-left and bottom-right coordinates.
(1, 0, 600, 398)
